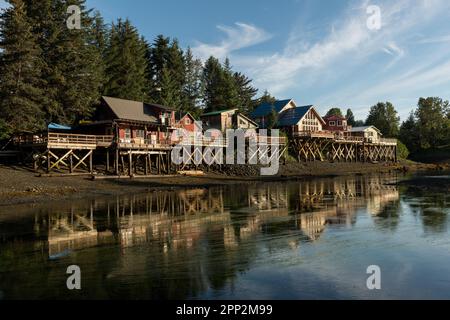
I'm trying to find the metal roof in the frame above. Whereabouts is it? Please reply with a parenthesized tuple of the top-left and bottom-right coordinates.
(102, 96, 161, 123)
(201, 109, 238, 117)
(350, 126, 381, 133)
(277, 105, 314, 127)
(251, 99, 293, 118)
(48, 123, 72, 130)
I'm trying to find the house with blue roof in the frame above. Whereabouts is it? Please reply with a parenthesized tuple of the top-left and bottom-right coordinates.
(250, 99, 297, 128)
(251, 99, 325, 134)
(277, 105, 325, 134)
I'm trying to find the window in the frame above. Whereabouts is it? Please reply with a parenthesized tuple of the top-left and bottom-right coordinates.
(136, 130, 145, 138)
(124, 128, 131, 141)
(337, 121, 342, 126)
(329, 121, 336, 126)
(185, 118, 191, 125)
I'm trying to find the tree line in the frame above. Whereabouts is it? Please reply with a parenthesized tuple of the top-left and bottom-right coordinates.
(0, 0, 263, 138)
(325, 98, 450, 158)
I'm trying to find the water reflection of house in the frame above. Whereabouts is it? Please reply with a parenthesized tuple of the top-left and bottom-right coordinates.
(293, 176, 400, 241)
(297, 208, 338, 241)
(40, 188, 229, 257)
(36, 175, 401, 257)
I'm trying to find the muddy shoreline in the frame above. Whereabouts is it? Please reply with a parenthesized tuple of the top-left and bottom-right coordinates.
(0, 161, 446, 206)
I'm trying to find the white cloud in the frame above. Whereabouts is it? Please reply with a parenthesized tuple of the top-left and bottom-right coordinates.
(417, 35, 450, 44)
(190, 0, 450, 118)
(192, 22, 272, 61)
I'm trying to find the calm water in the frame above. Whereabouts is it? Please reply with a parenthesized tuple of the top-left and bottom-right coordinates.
(0, 174, 449, 300)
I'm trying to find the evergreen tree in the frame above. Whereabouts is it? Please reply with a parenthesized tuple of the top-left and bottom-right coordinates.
(399, 112, 419, 153)
(325, 108, 343, 117)
(221, 58, 240, 109)
(183, 47, 203, 115)
(233, 71, 258, 115)
(147, 35, 185, 107)
(365, 102, 400, 138)
(104, 19, 148, 101)
(91, 11, 107, 55)
(354, 120, 365, 127)
(346, 109, 356, 126)
(24, 0, 104, 124)
(256, 90, 277, 106)
(266, 108, 278, 129)
(147, 34, 170, 98)
(202, 56, 226, 112)
(158, 66, 182, 108)
(0, 0, 45, 135)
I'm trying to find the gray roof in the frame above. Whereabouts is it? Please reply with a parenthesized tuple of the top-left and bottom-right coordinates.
(102, 96, 159, 123)
(350, 126, 381, 133)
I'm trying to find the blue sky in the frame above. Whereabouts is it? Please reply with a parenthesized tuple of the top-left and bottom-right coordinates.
(2, 0, 450, 120)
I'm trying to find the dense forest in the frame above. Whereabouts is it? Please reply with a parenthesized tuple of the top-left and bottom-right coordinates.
(0, 0, 449, 159)
(0, 0, 269, 137)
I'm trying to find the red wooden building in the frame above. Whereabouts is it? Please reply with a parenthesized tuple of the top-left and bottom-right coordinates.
(323, 115, 349, 132)
(85, 96, 176, 146)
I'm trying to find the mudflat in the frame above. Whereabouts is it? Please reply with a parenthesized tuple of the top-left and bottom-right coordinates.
(0, 161, 444, 206)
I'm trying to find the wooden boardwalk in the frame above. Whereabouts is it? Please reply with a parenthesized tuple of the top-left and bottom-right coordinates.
(14, 129, 397, 175)
(291, 132, 397, 162)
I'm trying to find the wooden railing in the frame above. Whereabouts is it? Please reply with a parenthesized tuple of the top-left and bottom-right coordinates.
(379, 138, 397, 146)
(337, 136, 365, 143)
(175, 136, 229, 147)
(47, 133, 114, 148)
(118, 138, 173, 149)
(255, 136, 288, 145)
(293, 131, 335, 139)
(13, 134, 48, 145)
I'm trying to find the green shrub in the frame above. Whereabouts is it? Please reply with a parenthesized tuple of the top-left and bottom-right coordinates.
(0, 119, 11, 140)
(397, 140, 410, 160)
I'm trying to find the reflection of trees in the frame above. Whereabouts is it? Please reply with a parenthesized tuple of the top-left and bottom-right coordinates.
(372, 200, 401, 232)
(402, 184, 449, 234)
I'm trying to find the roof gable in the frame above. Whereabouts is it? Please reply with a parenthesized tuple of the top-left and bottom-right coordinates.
(251, 99, 295, 118)
(237, 113, 259, 127)
(102, 96, 161, 123)
(278, 105, 312, 127)
(176, 112, 197, 122)
(201, 109, 238, 117)
(278, 106, 325, 127)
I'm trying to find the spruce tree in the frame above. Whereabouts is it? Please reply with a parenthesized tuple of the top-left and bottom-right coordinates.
(233, 71, 258, 114)
(202, 56, 225, 112)
(183, 47, 202, 115)
(256, 90, 277, 106)
(23, 0, 104, 125)
(0, 0, 45, 135)
(104, 19, 148, 101)
(221, 58, 240, 109)
(346, 109, 356, 126)
(147, 35, 185, 107)
(158, 66, 181, 108)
